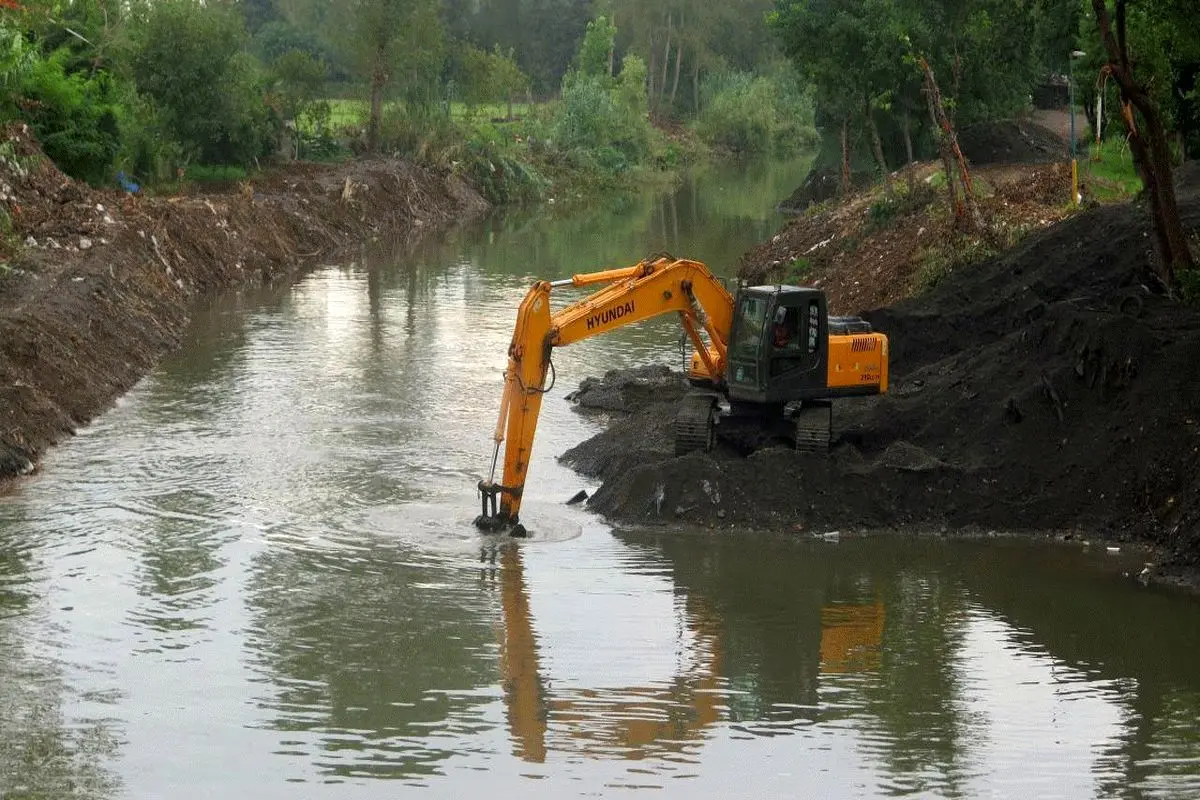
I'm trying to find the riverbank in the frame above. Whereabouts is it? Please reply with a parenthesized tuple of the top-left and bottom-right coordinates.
(559, 166, 1200, 589)
(0, 124, 489, 481)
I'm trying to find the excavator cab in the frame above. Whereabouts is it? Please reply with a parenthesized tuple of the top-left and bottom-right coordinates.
(725, 286, 830, 404)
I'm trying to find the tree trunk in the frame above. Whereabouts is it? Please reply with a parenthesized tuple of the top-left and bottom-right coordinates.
(1091, 0, 1194, 285)
(648, 34, 658, 119)
(840, 115, 851, 196)
(692, 57, 700, 112)
(669, 40, 683, 110)
(901, 109, 915, 191)
(660, 17, 672, 116)
(367, 47, 387, 154)
(923, 68, 960, 221)
(608, 13, 615, 78)
(920, 56, 982, 231)
(866, 99, 894, 197)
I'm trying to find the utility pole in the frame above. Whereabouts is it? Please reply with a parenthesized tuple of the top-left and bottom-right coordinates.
(1069, 49, 1086, 205)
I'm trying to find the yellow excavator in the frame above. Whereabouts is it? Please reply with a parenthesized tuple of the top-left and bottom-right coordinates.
(475, 256, 889, 536)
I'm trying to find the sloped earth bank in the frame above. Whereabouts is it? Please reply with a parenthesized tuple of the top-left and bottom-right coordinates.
(0, 124, 488, 479)
(741, 161, 1076, 315)
(562, 175, 1200, 587)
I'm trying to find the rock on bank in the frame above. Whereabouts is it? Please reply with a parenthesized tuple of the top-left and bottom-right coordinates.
(0, 124, 488, 479)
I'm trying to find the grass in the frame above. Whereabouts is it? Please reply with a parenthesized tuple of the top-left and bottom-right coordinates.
(785, 256, 813, 283)
(321, 98, 538, 130)
(912, 235, 999, 290)
(1082, 136, 1142, 201)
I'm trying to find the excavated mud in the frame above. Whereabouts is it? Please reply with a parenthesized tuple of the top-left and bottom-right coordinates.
(0, 124, 487, 479)
(958, 120, 1068, 165)
(562, 187, 1200, 584)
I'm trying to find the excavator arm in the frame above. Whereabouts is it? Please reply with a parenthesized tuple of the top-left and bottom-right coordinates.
(475, 257, 734, 533)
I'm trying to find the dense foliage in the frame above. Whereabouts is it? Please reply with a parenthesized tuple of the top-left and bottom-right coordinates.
(767, 0, 1199, 173)
(0, 0, 1193, 207)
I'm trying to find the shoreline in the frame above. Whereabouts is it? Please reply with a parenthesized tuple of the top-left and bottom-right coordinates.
(0, 125, 490, 482)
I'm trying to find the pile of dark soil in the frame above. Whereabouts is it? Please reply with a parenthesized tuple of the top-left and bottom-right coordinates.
(778, 168, 876, 213)
(0, 124, 487, 480)
(561, 194, 1200, 585)
(959, 120, 1068, 165)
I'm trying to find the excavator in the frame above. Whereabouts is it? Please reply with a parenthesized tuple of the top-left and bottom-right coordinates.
(474, 256, 889, 536)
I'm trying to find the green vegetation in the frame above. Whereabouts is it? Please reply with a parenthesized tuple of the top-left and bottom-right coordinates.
(913, 237, 999, 290)
(767, 0, 1198, 288)
(1083, 135, 1142, 201)
(694, 67, 817, 156)
(785, 257, 812, 283)
(0, 0, 819, 202)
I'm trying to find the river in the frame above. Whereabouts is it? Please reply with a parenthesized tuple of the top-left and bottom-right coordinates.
(1, 158, 1199, 799)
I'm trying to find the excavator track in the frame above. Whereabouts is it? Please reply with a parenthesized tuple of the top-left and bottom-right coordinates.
(791, 403, 832, 452)
(675, 393, 717, 456)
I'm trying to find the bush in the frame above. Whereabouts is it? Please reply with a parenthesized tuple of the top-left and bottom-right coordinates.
(184, 164, 248, 183)
(376, 106, 460, 162)
(18, 50, 121, 185)
(131, 0, 277, 166)
(694, 72, 775, 154)
(553, 71, 650, 164)
(693, 68, 817, 156)
(914, 237, 997, 290)
(115, 91, 185, 187)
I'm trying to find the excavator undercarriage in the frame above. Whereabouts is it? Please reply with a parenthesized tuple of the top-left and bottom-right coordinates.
(674, 396, 833, 457)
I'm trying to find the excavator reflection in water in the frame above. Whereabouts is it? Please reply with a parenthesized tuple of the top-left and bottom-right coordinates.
(482, 544, 886, 763)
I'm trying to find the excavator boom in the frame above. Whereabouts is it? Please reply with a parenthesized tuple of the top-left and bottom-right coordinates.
(476, 257, 734, 533)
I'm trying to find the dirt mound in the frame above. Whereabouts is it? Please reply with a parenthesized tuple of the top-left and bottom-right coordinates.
(564, 194, 1200, 584)
(959, 120, 1068, 165)
(0, 124, 487, 480)
(565, 364, 686, 414)
(778, 168, 875, 213)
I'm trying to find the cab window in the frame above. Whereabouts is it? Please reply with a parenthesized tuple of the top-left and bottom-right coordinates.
(772, 307, 801, 351)
(732, 295, 767, 358)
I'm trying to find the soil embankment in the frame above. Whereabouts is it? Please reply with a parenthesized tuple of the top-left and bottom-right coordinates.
(742, 161, 1074, 314)
(562, 171, 1200, 585)
(0, 124, 488, 479)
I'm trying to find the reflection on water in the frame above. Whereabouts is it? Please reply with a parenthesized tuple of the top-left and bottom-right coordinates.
(0, 158, 1199, 798)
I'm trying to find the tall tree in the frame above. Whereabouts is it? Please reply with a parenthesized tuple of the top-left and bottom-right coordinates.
(286, 0, 444, 151)
(1088, 0, 1195, 287)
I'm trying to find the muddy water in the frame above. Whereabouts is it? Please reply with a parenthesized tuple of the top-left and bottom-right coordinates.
(2, 158, 1199, 799)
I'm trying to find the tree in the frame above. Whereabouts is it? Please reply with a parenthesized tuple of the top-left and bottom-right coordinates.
(270, 48, 326, 157)
(575, 14, 615, 80)
(240, 0, 282, 34)
(130, 0, 276, 166)
(1088, 0, 1195, 287)
(338, 0, 444, 152)
(17, 48, 121, 183)
(770, 0, 907, 193)
(455, 43, 528, 119)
